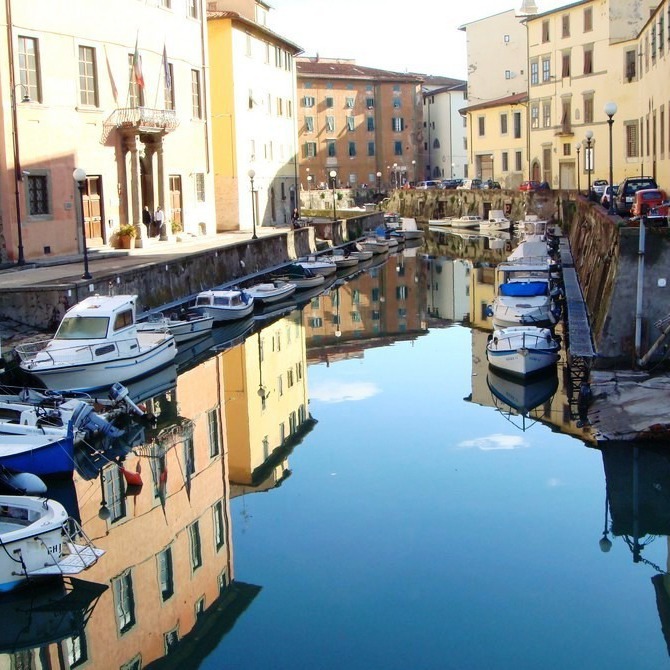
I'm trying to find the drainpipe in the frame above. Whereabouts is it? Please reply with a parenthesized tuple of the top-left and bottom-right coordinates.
(634, 217, 646, 364)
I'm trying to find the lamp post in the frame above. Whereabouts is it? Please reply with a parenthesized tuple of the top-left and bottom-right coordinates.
(575, 142, 581, 195)
(411, 159, 416, 185)
(307, 175, 312, 191)
(376, 171, 382, 194)
(248, 169, 258, 239)
(393, 162, 398, 189)
(329, 170, 337, 221)
(605, 101, 618, 215)
(11, 85, 30, 266)
(585, 130, 593, 198)
(73, 168, 92, 280)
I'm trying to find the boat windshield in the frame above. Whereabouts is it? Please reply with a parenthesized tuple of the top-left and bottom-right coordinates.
(55, 316, 110, 339)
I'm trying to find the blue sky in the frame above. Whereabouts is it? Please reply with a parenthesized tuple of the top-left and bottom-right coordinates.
(270, 0, 568, 79)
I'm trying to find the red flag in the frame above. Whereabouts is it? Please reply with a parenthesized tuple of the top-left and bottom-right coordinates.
(132, 37, 144, 89)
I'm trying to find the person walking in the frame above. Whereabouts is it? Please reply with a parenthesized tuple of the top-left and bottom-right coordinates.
(154, 206, 164, 238)
(142, 206, 153, 236)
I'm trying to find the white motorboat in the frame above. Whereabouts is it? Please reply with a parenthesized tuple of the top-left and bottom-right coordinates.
(15, 295, 176, 393)
(137, 309, 214, 344)
(398, 217, 424, 241)
(296, 257, 338, 276)
(486, 326, 561, 377)
(359, 236, 390, 254)
(0, 495, 104, 592)
(244, 280, 297, 304)
(270, 264, 326, 289)
(427, 217, 452, 227)
(194, 289, 255, 322)
(329, 250, 360, 269)
(479, 210, 511, 232)
(450, 215, 483, 229)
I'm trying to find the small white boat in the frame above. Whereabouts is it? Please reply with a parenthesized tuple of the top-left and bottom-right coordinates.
(0, 495, 104, 592)
(15, 295, 176, 393)
(296, 257, 338, 276)
(479, 210, 511, 232)
(359, 236, 390, 254)
(428, 217, 452, 227)
(450, 215, 483, 229)
(194, 289, 255, 322)
(270, 264, 326, 290)
(486, 326, 561, 377)
(244, 280, 297, 304)
(398, 217, 423, 240)
(137, 309, 214, 344)
(329, 250, 360, 269)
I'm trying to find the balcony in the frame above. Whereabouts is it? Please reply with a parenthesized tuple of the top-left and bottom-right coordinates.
(107, 107, 179, 135)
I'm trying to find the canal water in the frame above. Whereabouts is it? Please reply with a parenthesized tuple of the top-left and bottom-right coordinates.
(1, 231, 669, 669)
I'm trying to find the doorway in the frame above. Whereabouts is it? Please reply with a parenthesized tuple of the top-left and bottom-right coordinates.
(81, 176, 105, 247)
(169, 175, 182, 229)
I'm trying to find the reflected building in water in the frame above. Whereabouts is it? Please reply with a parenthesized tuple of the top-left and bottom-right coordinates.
(424, 257, 471, 323)
(303, 250, 428, 363)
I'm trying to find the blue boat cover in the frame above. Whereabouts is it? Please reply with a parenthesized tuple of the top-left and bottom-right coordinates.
(499, 281, 548, 297)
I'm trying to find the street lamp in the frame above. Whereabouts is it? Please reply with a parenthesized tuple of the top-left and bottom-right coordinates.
(411, 159, 416, 185)
(329, 170, 337, 221)
(605, 101, 618, 215)
(585, 129, 593, 198)
(376, 171, 382, 193)
(11, 85, 30, 265)
(248, 169, 258, 239)
(307, 175, 312, 191)
(574, 142, 581, 195)
(393, 162, 398, 189)
(73, 168, 92, 280)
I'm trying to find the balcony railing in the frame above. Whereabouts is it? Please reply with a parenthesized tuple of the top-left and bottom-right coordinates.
(110, 107, 179, 134)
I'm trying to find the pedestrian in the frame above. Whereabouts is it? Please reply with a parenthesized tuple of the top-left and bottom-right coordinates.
(291, 208, 300, 229)
(142, 206, 152, 236)
(154, 206, 164, 238)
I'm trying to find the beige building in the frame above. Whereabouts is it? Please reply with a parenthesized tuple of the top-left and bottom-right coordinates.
(207, 1, 302, 232)
(1, 0, 216, 264)
(296, 58, 423, 193)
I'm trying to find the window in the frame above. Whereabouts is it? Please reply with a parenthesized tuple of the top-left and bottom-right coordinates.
(542, 20, 550, 42)
(78, 46, 98, 107)
(128, 54, 143, 107)
(625, 50, 637, 81)
(183, 435, 195, 477)
(583, 45, 593, 75)
(158, 547, 174, 601)
(245, 33, 252, 57)
(562, 52, 570, 78)
(530, 60, 539, 85)
(515, 150, 522, 171)
(626, 122, 639, 158)
(393, 98, 401, 108)
(304, 142, 316, 158)
(207, 408, 220, 457)
(113, 571, 136, 634)
(303, 96, 315, 107)
(661, 16, 665, 54)
(542, 101, 551, 128)
(531, 103, 539, 129)
(584, 7, 593, 32)
(365, 97, 374, 108)
(327, 141, 336, 157)
(347, 116, 355, 131)
(652, 25, 657, 60)
(367, 116, 375, 131)
(27, 174, 50, 216)
(192, 172, 205, 202)
(367, 141, 375, 156)
(583, 95, 593, 123)
(561, 100, 571, 133)
(18, 36, 41, 102)
(542, 57, 551, 82)
(213, 500, 226, 550)
(392, 117, 405, 132)
(394, 141, 402, 156)
(433, 138, 440, 149)
(348, 141, 356, 156)
(188, 0, 198, 18)
(325, 96, 334, 108)
(500, 113, 508, 135)
(277, 375, 283, 397)
(505, 70, 512, 79)
(189, 521, 202, 571)
(164, 63, 174, 110)
(513, 111, 522, 139)
(346, 96, 354, 108)
(305, 116, 314, 132)
(562, 15, 570, 38)
(326, 116, 335, 132)
(478, 116, 485, 136)
(191, 69, 201, 118)
(502, 152, 509, 171)
(66, 633, 87, 668)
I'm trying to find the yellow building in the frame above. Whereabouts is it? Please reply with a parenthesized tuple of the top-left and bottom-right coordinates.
(296, 57, 423, 193)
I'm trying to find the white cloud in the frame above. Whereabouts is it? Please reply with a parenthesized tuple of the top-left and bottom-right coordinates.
(458, 434, 529, 451)
(310, 381, 380, 403)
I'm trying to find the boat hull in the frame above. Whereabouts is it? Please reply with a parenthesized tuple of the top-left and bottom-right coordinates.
(0, 433, 75, 477)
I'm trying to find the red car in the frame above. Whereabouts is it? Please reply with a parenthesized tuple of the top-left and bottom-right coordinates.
(519, 180, 541, 192)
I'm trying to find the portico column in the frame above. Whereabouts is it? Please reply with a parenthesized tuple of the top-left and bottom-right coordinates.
(157, 139, 171, 241)
(128, 136, 147, 248)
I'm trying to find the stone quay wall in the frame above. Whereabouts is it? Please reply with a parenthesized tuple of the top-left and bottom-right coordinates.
(0, 213, 382, 333)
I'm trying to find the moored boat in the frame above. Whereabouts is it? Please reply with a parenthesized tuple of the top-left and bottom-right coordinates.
(270, 264, 326, 290)
(243, 280, 297, 304)
(296, 256, 338, 276)
(15, 295, 176, 393)
(137, 309, 214, 344)
(486, 326, 561, 377)
(479, 210, 511, 232)
(450, 215, 483, 229)
(194, 289, 255, 322)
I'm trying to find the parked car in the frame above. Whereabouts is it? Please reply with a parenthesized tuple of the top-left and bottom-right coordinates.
(630, 188, 669, 224)
(415, 180, 441, 190)
(457, 178, 483, 190)
(590, 179, 609, 202)
(440, 179, 462, 189)
(482, 180, 501, 189)
(614, 176, 659, 216)
(600, 185, 619, 209)
(519, 180, 541, 191)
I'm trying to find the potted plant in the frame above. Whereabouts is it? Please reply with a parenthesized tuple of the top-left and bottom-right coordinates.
(117, 224, 136, 249)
